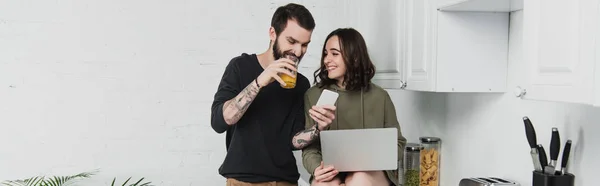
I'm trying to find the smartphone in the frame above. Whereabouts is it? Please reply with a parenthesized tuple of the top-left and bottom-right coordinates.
(316, 89, 339, 106)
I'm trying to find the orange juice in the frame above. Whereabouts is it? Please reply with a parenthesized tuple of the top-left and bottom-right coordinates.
(280, 72, 296, 89)
(279, 54, 299, 89)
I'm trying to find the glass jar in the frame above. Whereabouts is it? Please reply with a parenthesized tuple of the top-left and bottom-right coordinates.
(419, 137, 441, 186)
(404, 143, 423, 186)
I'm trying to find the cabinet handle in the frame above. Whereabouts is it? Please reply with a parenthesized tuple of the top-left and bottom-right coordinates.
(514, 86, 527, 98)
(400, 81, 407, 89)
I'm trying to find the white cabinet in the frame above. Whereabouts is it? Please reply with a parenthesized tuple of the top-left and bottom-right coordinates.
(357, 0, 599, 100)
(368, 0, 516, 92)
(517, 0, 600, 106)
(348, 0, 524, 92)
(595, 1, 600, 107)
(403, 0, 514, 92)
(345, 0, 405, 89)
(594, 46, 600, 107)
(437, 0, 523, 12)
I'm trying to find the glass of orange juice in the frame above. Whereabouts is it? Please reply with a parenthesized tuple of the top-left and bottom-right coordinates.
(280, 54, 299, 89)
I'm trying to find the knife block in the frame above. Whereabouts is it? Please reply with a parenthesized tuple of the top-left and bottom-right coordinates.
(532, 170, 575, 186)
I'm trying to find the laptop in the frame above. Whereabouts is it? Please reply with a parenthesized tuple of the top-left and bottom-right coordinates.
(320, 128, 398, 172)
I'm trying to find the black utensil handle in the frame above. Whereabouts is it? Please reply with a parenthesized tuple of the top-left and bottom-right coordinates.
(561, 140, 572, 168)
(550, 128, 560, 160)
(538, 144, 548, 167)
(524, 116, 537, 148)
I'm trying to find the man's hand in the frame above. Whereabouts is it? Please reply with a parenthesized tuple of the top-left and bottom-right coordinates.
(309, 105, 336, 130)
(256, 58, 297, 87)
(314, 161, 339, 182)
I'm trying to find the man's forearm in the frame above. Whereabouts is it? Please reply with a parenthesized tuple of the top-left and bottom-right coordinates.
(222, 80, 260, 125)
(292, 125, 320, 149)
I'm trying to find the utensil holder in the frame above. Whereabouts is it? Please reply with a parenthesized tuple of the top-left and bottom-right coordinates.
(532, 170, 575, 186)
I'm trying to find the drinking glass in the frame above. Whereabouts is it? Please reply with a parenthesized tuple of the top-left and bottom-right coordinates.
(279, 54, 299, 89)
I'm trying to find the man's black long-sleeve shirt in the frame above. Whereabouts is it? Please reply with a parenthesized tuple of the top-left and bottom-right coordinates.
(210, 53, 309, 183)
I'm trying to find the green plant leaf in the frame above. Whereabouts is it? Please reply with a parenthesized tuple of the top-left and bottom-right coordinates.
(1, 176, 44, 186)
(111, 177, 152, 186)
(2, 170, 96, 186)
(131, 178, 144, 186)
(131, 177, 152, 186)
(44, 171, 96, 186)
(121, 177, 130, 186)
(25, 177, 44, 186)
(2, 180, 28, 186)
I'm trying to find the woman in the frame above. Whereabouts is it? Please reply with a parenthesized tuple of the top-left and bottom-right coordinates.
(300, 28, 407, 186)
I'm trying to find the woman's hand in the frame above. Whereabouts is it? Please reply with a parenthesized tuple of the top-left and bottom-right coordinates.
(309, 105, 336, 130)
(314, 161, 339, 182)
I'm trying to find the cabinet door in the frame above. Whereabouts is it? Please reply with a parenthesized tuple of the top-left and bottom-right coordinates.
(522, 0, 596, 104)
(595, 46, 600, 107)
(595, 0, 600, 107)
(348, 0, 404, 89)
(403, 0, 436, 91)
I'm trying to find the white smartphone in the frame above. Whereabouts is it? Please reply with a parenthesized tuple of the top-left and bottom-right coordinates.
(316, 89, 339, 106)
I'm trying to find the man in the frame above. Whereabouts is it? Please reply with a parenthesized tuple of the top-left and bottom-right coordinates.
(210, 3, 318, 186)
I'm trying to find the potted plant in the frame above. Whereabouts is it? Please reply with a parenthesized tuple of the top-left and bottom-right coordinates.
(1, 171, 95, 186)
(2, 170, 153, 186)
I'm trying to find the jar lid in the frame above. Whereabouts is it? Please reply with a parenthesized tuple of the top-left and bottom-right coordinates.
(420, 137, 441, 143)
(405, 143, 424, 151)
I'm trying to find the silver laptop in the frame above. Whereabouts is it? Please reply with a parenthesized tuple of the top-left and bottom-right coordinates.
(320, 128, 398, 172)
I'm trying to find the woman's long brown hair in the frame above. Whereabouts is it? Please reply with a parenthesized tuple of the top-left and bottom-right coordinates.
(313, 28, 376, 91)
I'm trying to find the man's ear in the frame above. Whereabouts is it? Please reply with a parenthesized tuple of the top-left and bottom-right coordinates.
(269, 27, 276, 42)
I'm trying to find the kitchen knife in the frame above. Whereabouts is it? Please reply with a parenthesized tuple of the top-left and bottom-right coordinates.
(560, 140, 572, 175)
(523, 116, 543, 172)
(537, 144, 548, 168)
(544, 127, 560, 175)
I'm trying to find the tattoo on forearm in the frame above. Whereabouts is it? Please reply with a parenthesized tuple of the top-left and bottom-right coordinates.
(292, 125, 320, 149)
(222, 82, 260, 125)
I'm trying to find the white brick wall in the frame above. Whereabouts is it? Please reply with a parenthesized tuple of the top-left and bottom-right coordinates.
(0, 0, 421, 185)
(5, 2, 597, 186)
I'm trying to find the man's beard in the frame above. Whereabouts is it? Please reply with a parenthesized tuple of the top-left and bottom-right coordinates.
(272, 37, 302, 61)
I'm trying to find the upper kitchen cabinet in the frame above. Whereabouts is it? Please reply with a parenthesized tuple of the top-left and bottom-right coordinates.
(398, 0, 522, 92)
(595, 4, 600, 107)
(346, 0, 519, 92)
(595, 49, 600, 107)
(438, 0, 523, 12)
(516, 0, 600, 106)
(344, 0, 405, 89)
